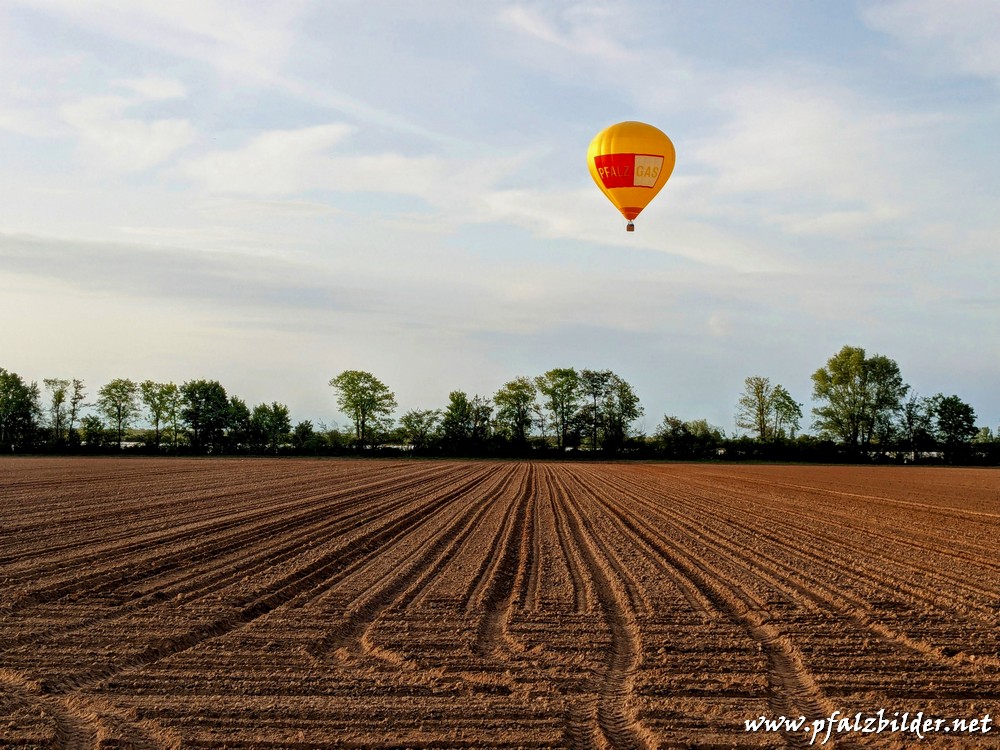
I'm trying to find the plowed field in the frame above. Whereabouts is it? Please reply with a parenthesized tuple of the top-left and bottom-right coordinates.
(1, 458, 998, 749)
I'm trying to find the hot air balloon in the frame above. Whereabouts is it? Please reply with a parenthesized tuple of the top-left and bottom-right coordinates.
(587, 121, 675, 231)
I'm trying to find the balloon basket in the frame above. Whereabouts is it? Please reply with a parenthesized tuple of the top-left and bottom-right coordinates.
(626, 221, 635, 232)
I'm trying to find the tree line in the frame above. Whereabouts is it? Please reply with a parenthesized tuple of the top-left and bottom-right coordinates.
(729, 346, 988, 463)
(1, 345, 995, 463)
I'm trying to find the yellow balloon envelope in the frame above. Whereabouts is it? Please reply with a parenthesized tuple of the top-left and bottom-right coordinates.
(588, 121, 675, 230)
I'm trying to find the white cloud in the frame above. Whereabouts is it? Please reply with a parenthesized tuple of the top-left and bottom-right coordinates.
(864, 0, 1000, 82)
(495, 3, 695, 110)
(0, 108, 56, 137)
(691, 81, 879, 200)
(500, 5, 565, 46)
(677, 72, 971, 250)
(11, 0, 304, 81)
(117, 75, 188, 101)
(498, 4, 633, 64)
(0, 36, 85, 138)
(175, 125, 533, 221)
(476, 182, 794, 273)
(198, 198, 345, 219)
(767, 205, 905, 236)
(59, 89, 195, 172)
(707, 312, 731, 339)
(176, 124, 354, 195)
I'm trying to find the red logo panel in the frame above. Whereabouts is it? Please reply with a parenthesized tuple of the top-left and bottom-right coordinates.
(594, 153, 635, 189)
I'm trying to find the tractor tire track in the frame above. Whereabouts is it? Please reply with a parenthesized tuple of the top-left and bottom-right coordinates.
(2, 462, 461, 614)
(0, 669, 180, 750)
(0, 464, 481, 653)
(543, 467, 593, 614)
(604, 466, 1000, 674)
(547, 465, 653, 750)
(581, 467, 851, 749)
(310, 463, 517, 660)
(0, 461, 431, 565)
(471, 464, 535, 657)
(458, 465, 530, 613)
(27, 464, 503, 695)
(655, 467, 1000, 583)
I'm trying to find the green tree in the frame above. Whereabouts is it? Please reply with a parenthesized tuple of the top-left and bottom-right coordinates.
(292, 420, 315, 447)
(657, 416, 725, 459)
(43, 378, 70, 445)
(227, 396, 252, 451)
(292, 420, 327, 453)
(535, 368, 581, 450)
(399, 408, 441, 450)
(973, 426, 994, 445)
(441, 391, 473, 452)
(162, 383, 183, 450)
(0, 368, 41, 451)
(97, 378, 140, 449)
(771, 385, 802, 439)
(735, 376, 774, 440)
(80, 414, 106, 449)
(899, 393, 935, 462)
(470, 395, 492, 445)
(735, 376, 802, 441)
(655, 415, 691, 457)
(577, 370, 615, 451)
(865, 354, 908, 449)
(932, 394, 977, 463)
(493, 377, 537, 446)
(181, 379, 229, 452)
(139, 380, 174, 449)
(316, 420, 349, 450)
(686, 418, 726, 457)
(577, 369, 613, 450)
(440, 392, 492, 452)
(328, 370, 397, 446)
(250, 402, 291, 453)
(971, 426, 997, 462)
(67, 379, 86, 446)
(811, 346, 908, 451)
(602, 374, 643, 452)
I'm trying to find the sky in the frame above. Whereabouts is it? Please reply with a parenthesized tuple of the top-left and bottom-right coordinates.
(1, 0, 998, 436)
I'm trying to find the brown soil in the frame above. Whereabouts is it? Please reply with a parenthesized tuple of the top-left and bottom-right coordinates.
(1, 458, 998, 749)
